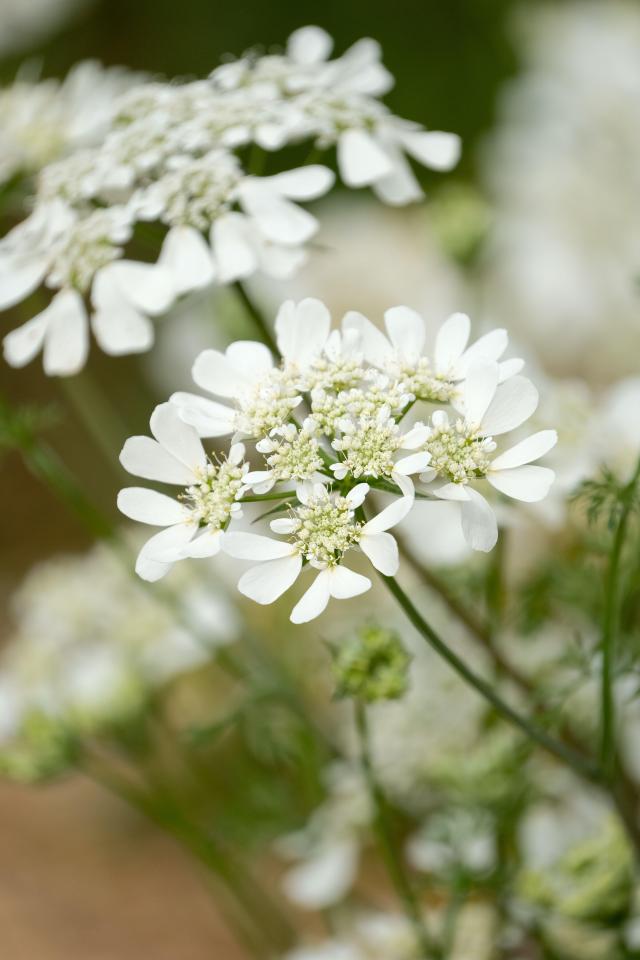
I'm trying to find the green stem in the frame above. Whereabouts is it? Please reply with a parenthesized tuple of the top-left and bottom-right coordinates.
(354, 701, 435, 959)
(234, 281, 279, 356)
(381, 572, 600, 783)
(601, 455, 640, 778)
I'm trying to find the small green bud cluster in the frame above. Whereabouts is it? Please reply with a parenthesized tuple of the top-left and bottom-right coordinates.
(331, 625, 411, 703)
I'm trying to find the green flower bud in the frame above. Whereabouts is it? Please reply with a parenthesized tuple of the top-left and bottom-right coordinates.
(330, 625, 411, 703)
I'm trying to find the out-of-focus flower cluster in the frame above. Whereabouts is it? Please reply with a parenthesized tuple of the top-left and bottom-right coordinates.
(0, 25, 460, 375)
(0, 537, 237, 781)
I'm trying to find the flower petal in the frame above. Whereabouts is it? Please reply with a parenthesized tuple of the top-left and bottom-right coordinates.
(192, 347, 252, 398)
(434, 312, 470, 373)
(456, 328, 508, 377)
(394, 451, 431, 475)
(42, 289, 89, 376)
(359, 531, 399, 575)
(362, 492, 413, 534)
(91, 271, 155, 355)
(341, 310, 392, 367)
(105, 260, 175, 315)
(287, 25, 333, 64)
(239, 554, 303, 604)
(372, 148, 424, 205)
(290, 569, 332, 623)
(158, 226, 216, 295)
(150, 402, 207, 470)
(117, 487, 188, 525)
(3, 314, 47, 368)
(400, 130, 461, 171)
(211, 213, 258, 282)
(462, 360, 500, 427)
(265, 166, 334, 200)
(481, 376, 539, 436)
(170, 392, 236, 437)
(276, 298, 331, 367)
(488, 465, 555, 502)
(135, 523, 197, 581)
(226, 340, 274, 379)
(239, 182, 318, 245)
(384, 306, 425, 363)
(224, 532, 296, 561)
(460, 488, 497, 552)
(120, 436, 196, 484)
(327, 564, 372, 599)
(337, 129, 393, 187)
(181, 529, 224, 558)
(0, 253, 47, 309)
(491, 431, 558, 471)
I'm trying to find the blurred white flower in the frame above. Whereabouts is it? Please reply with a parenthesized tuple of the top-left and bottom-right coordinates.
(480, 1, 640, 381)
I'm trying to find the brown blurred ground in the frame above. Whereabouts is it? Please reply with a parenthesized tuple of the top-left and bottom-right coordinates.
(0, 777, 244, 959)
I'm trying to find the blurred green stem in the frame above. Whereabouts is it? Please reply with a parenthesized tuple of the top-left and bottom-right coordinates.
(381, 572, 599, 782)
(354, 700, 436, 959)
(82, 759, 277, 958)
(234, 281, 278, 355)
(601, 455, 640, 778)
(57, 368, 128, 475)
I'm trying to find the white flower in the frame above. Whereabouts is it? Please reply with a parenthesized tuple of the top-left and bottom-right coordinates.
(330, 405, 430, 483)
(344, 306, 521, 402)
(117, 403, 249, 580)
(223, 478, 413, 624)
(421, 360, 557, 551)
(245, 419, 327, 493)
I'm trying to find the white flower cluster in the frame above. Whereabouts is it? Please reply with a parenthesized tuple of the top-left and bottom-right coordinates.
(0, 538, 238, 751)
(0, 61, 138, 188)
(118, 299, 556, 623)
(0, 26, 460, 377)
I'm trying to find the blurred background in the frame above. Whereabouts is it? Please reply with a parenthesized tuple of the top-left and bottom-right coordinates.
(2, 1, 640, 957)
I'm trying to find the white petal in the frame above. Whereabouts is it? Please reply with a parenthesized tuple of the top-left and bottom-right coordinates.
(270, 518, 297, 534)
(491, 431, 558, 471)
(345, 482, 370, 508)
(120, 436, 196, 484)
(181, 529, 224, 558)
(462, 360, 499, 427)
(287, 25, 333, 64)
(341, 310, 392, 368)
(265, 166, 334, 200)
(211, 213, 257, 283)
(0, 253, 47, 309)
(256, 242, 306, 279)
(384, 306, 425, 363)
(158, 226, 216, 295)
(400, 423, 429, 449)
(498, 358, 524, 382)
(276, 298, 331, 367)
(460, 488, 497, 552)
(170, 392, 236, 437)
(150, 402, 207, 470)
(434, 312, 470, 372)
(192, 348, 250, 398)
(337, 129, 393, 187)
(3, 315, 47, 367)
(456, 328, 507, 377)
(42, 289, 89, 376)
(394, 451, 431, 475)
(91, 272, 154, 355)
(290, 570, 332, 623)
(105, 260, 175, 315)
(362, 493, 413, 534)
(239, 554, 303, 604)
(135, 523, 197, 581)
(488, 465, 555, 502)
(282, 841, 357, 910)
(372, 149, 424, 206)
(359, 531, 399, 575)
(400, 130, 461, 171)
(224, 532, 295, 561)
(433, 482, 470, 501)
(481, 376, 539, 436)
(327, 564, 372, 599)
(226, 340, 274, 379)
(117, 487, 187, 525)
(239, 182, 318, 245)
